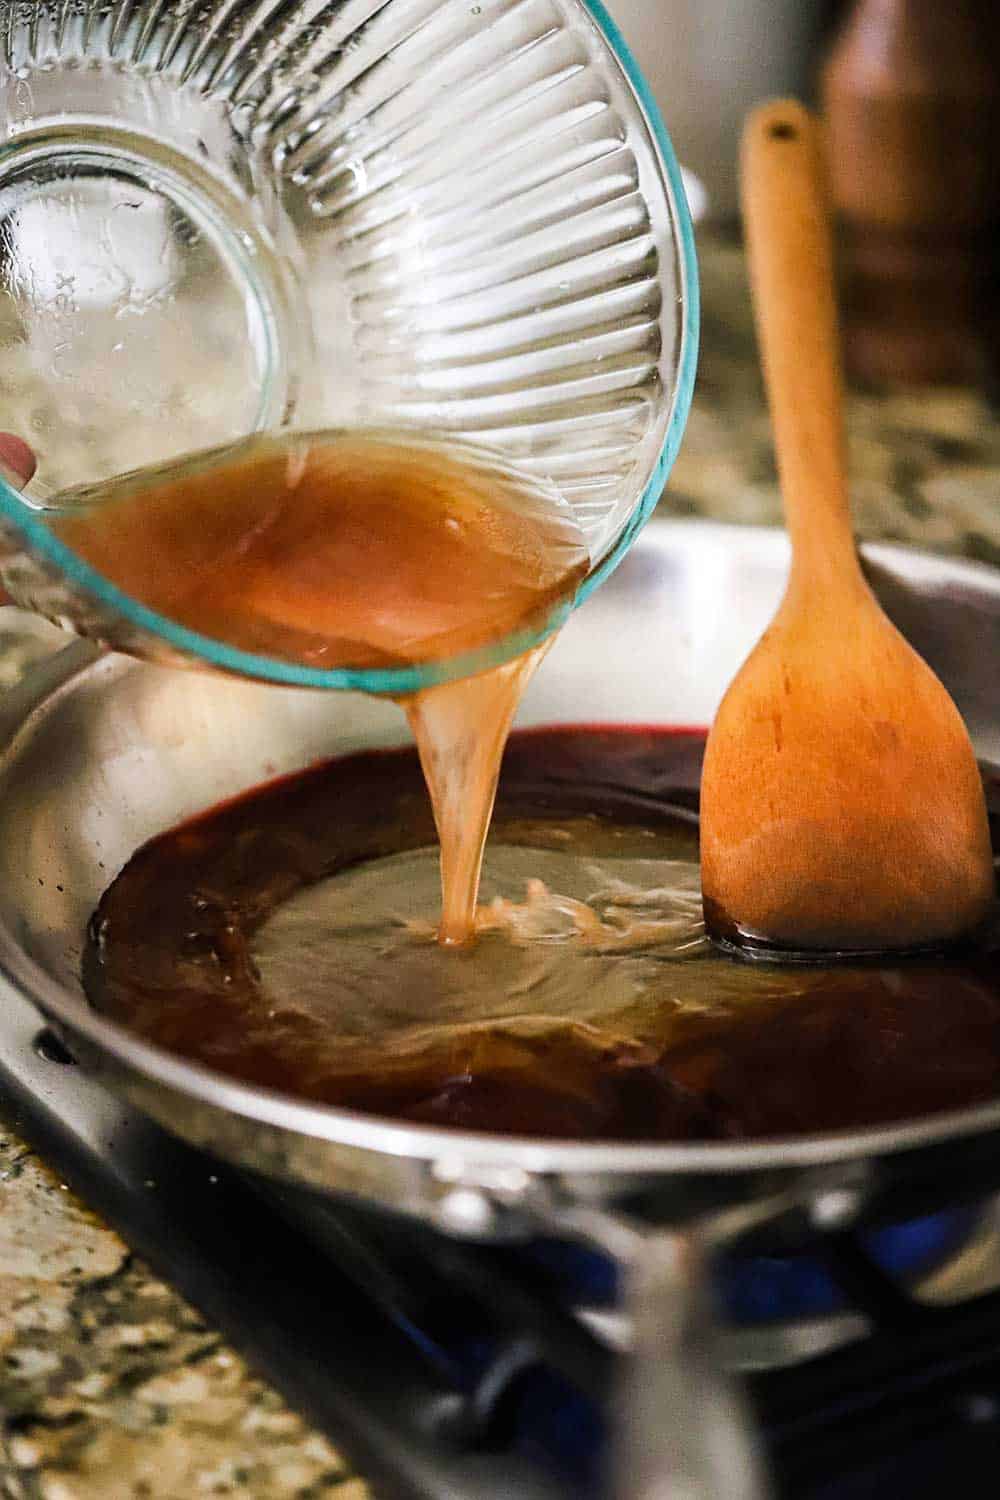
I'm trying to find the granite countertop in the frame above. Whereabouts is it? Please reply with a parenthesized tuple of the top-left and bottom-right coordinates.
(672, 234, 1000, 564)
(1, 229, 1000, 1499)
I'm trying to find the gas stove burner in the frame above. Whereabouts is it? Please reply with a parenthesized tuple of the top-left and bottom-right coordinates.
(504, 1205, 986, 1328)
(10, 1002, 1000, 1499)
(720, 1210, 982, 1326)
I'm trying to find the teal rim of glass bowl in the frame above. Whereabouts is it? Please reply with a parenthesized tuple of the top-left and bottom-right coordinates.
(0, 1, 699, 696)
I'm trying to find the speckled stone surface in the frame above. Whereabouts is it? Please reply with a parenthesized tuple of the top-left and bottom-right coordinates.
(0, 228, 999, 1497)
(666, 232, 1000, 563)
(0, 1135, 358, 1499)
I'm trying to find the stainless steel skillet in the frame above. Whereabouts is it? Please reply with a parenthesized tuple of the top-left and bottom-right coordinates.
(0, 518, 998, 1498)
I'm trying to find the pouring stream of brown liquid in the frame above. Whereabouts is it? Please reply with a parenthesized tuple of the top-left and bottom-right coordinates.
(52, 431, 589, 943)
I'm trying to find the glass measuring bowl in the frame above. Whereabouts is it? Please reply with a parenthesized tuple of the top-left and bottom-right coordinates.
(0, 0, 698, 691)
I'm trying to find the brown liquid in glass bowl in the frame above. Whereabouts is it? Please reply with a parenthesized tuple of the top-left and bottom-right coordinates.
(84, 729, 1000, 1141)
(52, 431, 591, 946)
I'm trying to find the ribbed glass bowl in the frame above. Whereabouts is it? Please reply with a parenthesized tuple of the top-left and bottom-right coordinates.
(0, 0, 697, 690)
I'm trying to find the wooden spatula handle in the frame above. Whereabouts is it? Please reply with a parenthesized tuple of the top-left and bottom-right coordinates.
(741, 101, 855, 579)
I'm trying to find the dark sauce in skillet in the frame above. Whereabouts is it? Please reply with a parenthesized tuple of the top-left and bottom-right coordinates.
(83, 728, 1000, 1141)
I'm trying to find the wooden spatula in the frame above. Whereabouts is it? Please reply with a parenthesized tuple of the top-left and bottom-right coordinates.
(699, 100, 994, 957)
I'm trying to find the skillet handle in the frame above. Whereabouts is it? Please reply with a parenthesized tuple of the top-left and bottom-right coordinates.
(619, 1226, 770, 1500)
(552, 1206, 771, 1500)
